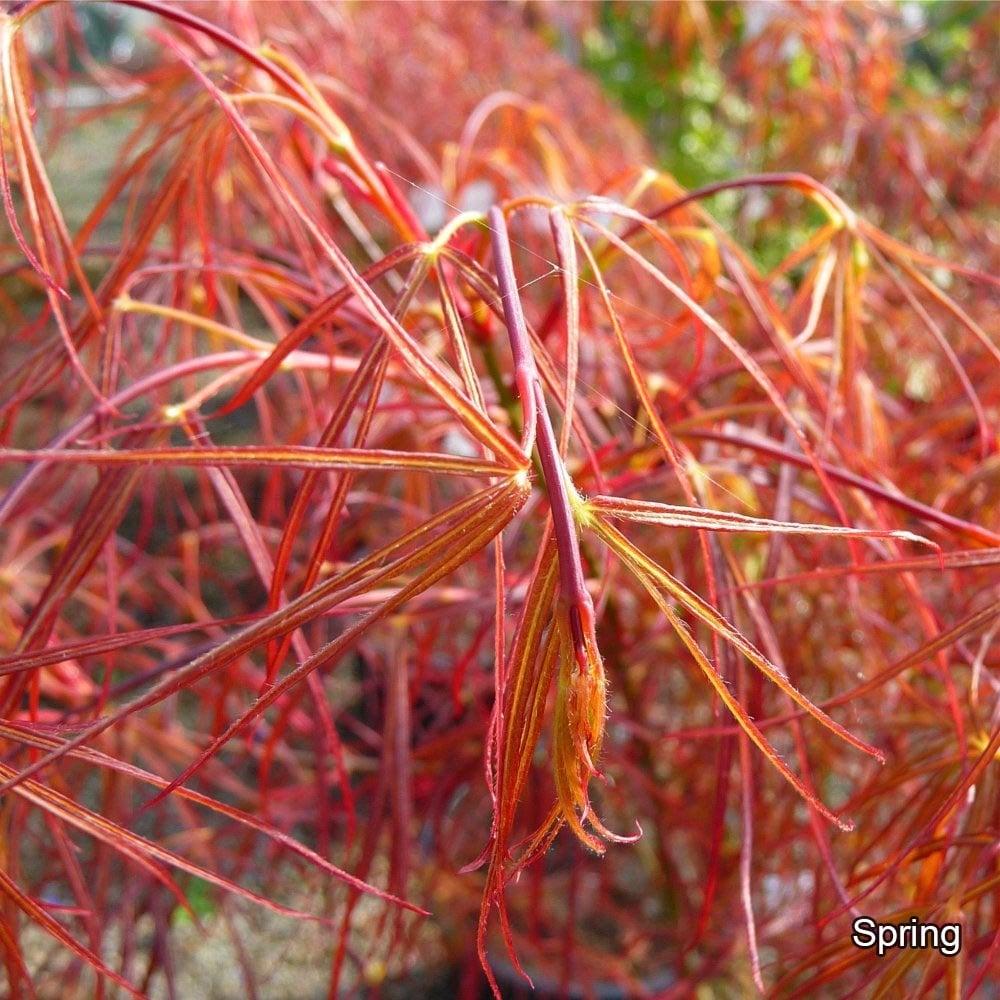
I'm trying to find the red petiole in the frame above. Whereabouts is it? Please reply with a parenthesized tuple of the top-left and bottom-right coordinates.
(489, 206, 596, 670)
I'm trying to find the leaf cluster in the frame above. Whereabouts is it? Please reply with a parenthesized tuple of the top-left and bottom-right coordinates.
(0, 2, 997, 997)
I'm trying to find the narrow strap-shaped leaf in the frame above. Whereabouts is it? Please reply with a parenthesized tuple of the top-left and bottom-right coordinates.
(210, 244, 424, 418)
(587, 494, 934, 548)
(578, 204, 859, 534)
(162, 43, 526, 470)
(142, 475, 529, 808)
(0, 479, 524, 796)
(0, 721, 422, 913)
(0, 763, 335, 924)
(0, 446, 513, 478)
(589, 514, 884, 803)
(547, 208, 580, 456)
(0, 865, 142, 998)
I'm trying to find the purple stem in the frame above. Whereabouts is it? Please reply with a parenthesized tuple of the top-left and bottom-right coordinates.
(489, 207, 595, 665)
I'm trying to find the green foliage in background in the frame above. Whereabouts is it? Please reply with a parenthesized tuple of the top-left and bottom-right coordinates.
(579, 3, 748, 187)
(577, 1, 992, 182)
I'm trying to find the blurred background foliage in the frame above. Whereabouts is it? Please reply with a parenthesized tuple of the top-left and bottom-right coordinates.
(68, 0, 995, 272)
(533, 0, 997, 268)
(546, 2, 991, 180)
(67, 1, 997, 201)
